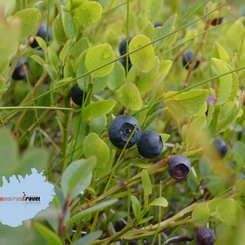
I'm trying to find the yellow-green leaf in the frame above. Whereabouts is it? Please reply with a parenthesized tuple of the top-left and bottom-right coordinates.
(14, 8, 41, 41)
(215, 42, 230, 62)
(116, 82, 142, 111)
(85, 44, 115, 77)
(129, 34, 155, 73)
(192, 203, 210, 226)
(73, 1, 102, 27)
(0, 18, 19, 74)
(164, 89, 209, 119)
(225, 20, 245, 53)
(82, 100, 116, 120)
(33, 222, 63, 245)
(83, 133, 110, 168)
(211, 58, 236, 104)
(149, 197, 168, 207)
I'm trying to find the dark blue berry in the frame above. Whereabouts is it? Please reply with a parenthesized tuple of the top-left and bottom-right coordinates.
(119, 37, 133, 71)
(214, 139, 228, 158)
(12, 57, 29, 80)
(108, 115, 142, 149)
(168, 155, 192, 180)
(69, 85, 86, 106)
(119, 37, 133, 56)
(30, 23, 52, 48)
(154, 22, 162, 28)
(196, 227, 216, 245)
(211, 17, 223, 26)
(182, 51, 200, 70)
(120, 58, 132, 70)
(137, 131, 163, 158)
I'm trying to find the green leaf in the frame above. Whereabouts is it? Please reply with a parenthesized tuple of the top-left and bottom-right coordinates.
(68, 199, 118, 227)
(31, 55, 45, 66)
(160, 133, 170, 143)
(138, 216, 154, 224)
(43, 64, 56, 81)
(192, 203, 210, 226)
(70, 38, 89, 59)
(215, 42, 230, 62)
(129, 34, 155, 73)
(152, 14, 177, 48)
(18, 148, 48, 175)
(73, 1, 102, 27)
(225, 20, 245, 53)
(130, 195, 141, 219)
(164, 89, 209, 120)
(0, 129, 18, 186)
(33, 222, 63, 245)
(83, 133, 110, 169)
(71, 231, 102, 245)
(14, 8, 41, 41)
(61, 8, 78, 41)
(116, 82, 142, 111)
(35, 36, 47, 50)
(52, 15, 67, 45)
(145, 0, 163, 21)
(107, 62, 125, 91)
(85, 44, 115, 77)
(134, 56, 159, 95)
(93, 76, 108, 94)
(216, 198, 243, 226)
(215, 101, 241, 133)
(61, 157, 96, 198)
(211, 58, 235, 104)
(0, 19, 19, 74)
(149, 197, 168, 207)
(141, 170, 152, 198)
(82, 100, 116, 120)
(59, 40, 72, 65)
(48, 47, 60, 72)
(91, 115, 107, 135)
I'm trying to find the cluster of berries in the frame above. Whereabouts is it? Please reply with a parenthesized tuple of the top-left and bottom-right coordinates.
(108, 115, 192, 180)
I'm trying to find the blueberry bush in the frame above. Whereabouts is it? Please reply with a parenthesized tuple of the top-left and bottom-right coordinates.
(0, 0, 245, 244)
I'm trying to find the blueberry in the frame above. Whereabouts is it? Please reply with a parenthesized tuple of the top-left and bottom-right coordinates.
(206, 96, 216, 106)
(120, 58, 132, 70)
(12, 57, 29, 80)
(154, 22, 162, 28)
(137, 130, 163, 158)
(196, 227, 216, 245)
(168, 155, 192, 180)
(119, 37, 133, 56)
(30, 23, 52, 48)
(214, 139, 228, 158)
(211, 17, 223, 26)
(182, 51, 200, 70)
(108, 115, 142, 149)
(69, 85, 86, 107)
(119, 37, 133, 70)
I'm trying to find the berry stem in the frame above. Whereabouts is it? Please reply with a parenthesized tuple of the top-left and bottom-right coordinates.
(183, 19, 211, 87)
(71, 157, 169, 214)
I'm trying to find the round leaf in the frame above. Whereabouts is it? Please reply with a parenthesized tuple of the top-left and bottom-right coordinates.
(192, 203, 210, 226)
(129, 34, 155, 73)
(73, 1, 102, 27)
(83, 133, 110, 168)
(85, 44, 115, 77)
(116, 82, 142, 110)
